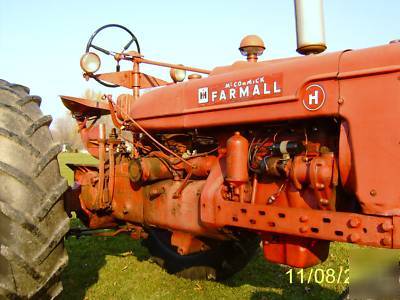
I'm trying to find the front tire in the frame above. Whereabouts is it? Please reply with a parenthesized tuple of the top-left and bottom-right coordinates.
(0, 80, 69, 299)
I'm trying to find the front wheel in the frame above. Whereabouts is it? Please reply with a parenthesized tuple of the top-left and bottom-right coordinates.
(142, 228, 260, 280)
(0, 80, 69, 299)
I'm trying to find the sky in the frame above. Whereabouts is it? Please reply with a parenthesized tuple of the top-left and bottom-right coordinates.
(1, 0, 399, 120)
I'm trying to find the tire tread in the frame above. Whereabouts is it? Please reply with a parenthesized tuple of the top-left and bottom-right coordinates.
(0, 79, 68, 299)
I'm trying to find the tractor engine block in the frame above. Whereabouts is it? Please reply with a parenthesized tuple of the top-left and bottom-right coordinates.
(67, 118, 352, 267)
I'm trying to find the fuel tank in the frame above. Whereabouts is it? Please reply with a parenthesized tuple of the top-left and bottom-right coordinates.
(129, 43, 400, 131)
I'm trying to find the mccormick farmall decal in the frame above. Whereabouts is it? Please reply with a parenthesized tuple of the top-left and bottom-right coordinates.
(198, 74, 283, 105)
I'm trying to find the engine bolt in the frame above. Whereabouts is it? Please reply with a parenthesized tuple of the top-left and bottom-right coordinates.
(381, 222, 394, 232)
(381, 237, 392, 246)
(349, 217, 361, 228)
(319, 198, 329, 206)
(267, 195, 276, 204)
(316, 183, 325, 189)
(299, 225, 309, 233)
(338, 98, 344, 104)
(348, 233, 360, 243)
(370, 189, 377, 196)
(299, 215, 309, 222)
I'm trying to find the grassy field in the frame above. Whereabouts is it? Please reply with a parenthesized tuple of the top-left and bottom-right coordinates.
(58, 153, 349, 300)
(58, 152, 98, 185)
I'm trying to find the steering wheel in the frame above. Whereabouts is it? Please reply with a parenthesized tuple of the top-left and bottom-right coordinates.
(85, 24, 141, 87)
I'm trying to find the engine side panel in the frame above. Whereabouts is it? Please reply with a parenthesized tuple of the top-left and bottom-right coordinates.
(338, 44, 400, 215)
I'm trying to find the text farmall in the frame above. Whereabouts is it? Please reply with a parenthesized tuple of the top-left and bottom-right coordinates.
(198, 76, 282, 104)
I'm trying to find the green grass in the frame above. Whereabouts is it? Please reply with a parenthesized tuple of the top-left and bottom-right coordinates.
(61, 234, 350, 300)
(58, 152, 98, 185)
(58, 153, 350, 299)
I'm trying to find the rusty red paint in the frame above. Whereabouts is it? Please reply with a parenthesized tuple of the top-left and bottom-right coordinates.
(61, 32, 400, 272)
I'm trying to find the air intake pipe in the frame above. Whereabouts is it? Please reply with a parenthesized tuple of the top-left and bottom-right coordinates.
(294, 0, 326, 55)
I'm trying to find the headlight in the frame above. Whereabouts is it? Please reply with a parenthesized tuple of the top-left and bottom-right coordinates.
(170, 67, 186, 83)
(80, 52, 101, 73)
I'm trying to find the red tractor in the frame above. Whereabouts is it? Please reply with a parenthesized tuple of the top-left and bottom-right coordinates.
(1, 0, 399, 298)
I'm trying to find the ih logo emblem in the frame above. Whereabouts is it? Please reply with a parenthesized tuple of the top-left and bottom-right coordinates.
(198, 87, 209, 104)
(302, 84, 326, 111)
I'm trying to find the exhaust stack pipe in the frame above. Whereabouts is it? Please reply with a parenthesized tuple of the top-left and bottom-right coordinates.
(294, 0, 326, 55)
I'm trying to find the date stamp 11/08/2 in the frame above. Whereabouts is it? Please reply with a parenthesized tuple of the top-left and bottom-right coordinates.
(285, 267, 349, 285)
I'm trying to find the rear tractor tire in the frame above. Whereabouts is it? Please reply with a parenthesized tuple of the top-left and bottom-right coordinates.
(0, 80, 69, 299)
(143, 228, 260, 280)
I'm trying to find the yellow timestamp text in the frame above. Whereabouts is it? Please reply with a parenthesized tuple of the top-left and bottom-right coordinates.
(285, 266, 349, 284)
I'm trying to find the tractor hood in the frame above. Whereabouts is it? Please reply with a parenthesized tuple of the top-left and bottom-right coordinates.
(129, 42, 400, 131)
